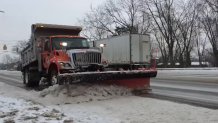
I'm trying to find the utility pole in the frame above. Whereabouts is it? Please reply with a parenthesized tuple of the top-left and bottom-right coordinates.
(3, 44, 7, 50)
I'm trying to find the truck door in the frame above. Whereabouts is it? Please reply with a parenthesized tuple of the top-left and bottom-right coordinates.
(42, 41, 51, 69)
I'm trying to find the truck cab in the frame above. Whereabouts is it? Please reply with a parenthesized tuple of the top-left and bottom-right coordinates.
(40, 35, 102, 73)
(21, 24, 103, 86)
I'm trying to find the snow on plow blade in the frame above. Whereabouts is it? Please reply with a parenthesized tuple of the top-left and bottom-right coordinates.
(57, 69, 157, 89)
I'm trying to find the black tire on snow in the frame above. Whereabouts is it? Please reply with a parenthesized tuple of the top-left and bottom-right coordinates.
(22, 71, 26, 84)
(48, 68, 58, 86)
(23, 69, 40, 87)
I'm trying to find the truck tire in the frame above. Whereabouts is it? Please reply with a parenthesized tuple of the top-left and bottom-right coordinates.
(23, 71, 26, 84)
(23, 69, 40, 87)
(48, 68, 58, 86)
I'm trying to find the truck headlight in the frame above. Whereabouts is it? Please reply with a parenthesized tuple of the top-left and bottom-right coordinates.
(64, 63, 71, 67)
(59, 62, 71, 68)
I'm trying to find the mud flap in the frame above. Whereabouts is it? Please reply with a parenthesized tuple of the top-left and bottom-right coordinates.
(57, 69, 157, 89)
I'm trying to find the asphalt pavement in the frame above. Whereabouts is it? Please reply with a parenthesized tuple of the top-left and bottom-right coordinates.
(150, 69, 218, 109)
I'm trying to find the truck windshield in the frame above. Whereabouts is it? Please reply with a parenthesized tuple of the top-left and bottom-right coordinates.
(52, 37, 90, 50)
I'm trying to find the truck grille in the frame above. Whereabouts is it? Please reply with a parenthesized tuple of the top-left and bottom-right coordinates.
(72, 52, 101, 66)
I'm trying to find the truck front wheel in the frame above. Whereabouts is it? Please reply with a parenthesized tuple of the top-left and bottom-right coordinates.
(22, 71, 27, 84)
(48, 68, 58, 86)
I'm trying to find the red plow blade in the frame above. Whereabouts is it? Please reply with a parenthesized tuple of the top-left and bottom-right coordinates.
(57, 69, 157, 89)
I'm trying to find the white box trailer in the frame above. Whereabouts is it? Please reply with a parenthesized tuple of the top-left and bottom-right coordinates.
(93, 34, 151, 69)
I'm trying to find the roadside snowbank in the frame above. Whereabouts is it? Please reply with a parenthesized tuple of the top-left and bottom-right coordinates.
(39, 84, 132, 105)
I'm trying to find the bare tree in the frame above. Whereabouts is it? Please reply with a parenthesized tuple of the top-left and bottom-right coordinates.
(195, 32, 207, 67)
(175, 0, 199, 67)
(81, 0, 151, 40)
(145, 0, 179, 67)
(205, 0, 218, 12)
(3, 54, 13, 64)
(80, 0, 216, 67)
(199, 0, 218, 66)
(105, 0, 147, 33)
(80, 6, 114, 40)
(12, 40, 28, 53)
(152, 29, 169, 66)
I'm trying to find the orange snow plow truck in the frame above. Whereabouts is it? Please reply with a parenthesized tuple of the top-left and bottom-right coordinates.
(21, 23, 157, 90)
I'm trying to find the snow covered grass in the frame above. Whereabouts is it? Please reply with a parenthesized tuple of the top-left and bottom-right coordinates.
(53, 96, 218, 123)
(0, 95, 70, 123)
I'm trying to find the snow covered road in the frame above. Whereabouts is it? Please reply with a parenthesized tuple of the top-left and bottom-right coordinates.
(150, 69, 218, 109)
(0, 70, 218, 123)
(156, 69, 218, 83)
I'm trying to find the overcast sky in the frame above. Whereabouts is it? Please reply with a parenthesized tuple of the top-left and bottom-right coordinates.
(0, 0, 105, 49)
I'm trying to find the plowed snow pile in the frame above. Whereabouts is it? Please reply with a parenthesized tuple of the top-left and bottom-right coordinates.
(39, 84, 132, 105)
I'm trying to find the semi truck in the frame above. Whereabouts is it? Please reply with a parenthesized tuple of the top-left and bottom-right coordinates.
(21, 23, 157, 90)
(92, 34, 152, 70)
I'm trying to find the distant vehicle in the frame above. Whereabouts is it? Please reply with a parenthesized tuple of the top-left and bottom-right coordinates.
(21, 23, 157, 90)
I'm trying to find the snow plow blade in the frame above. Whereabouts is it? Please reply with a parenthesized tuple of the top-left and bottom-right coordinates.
(57, 69, 157, 89)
